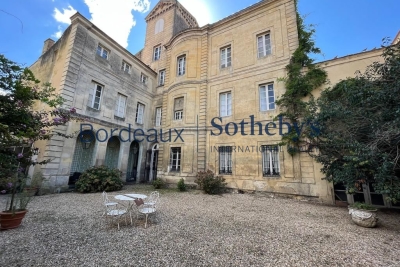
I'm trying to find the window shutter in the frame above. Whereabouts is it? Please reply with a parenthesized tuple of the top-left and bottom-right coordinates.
(88, 92, 93, 107)
(257, 36, 264, 57)
(259, 86, 267, 111)
(227, 93, 232, 116)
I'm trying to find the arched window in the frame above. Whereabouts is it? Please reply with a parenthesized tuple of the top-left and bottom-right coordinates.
(155, 19, 164, 34)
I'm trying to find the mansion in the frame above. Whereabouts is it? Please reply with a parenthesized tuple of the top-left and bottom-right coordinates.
(30, 0, 390, 207)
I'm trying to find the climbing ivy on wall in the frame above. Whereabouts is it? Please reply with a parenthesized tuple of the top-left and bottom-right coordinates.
(275, 0, 327, 155)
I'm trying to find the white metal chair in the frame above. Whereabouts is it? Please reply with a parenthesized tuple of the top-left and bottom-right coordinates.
(102, 192, 128, 230)
(102, 191, 119, 215)
(134, 198, 156, 228)
(144, 191, 159, 208)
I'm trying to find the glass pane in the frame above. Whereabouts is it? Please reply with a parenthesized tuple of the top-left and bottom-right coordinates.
(353, 193, 365, 203)
(370, 194, 385, 206)
(334, 182, 346, 191)
(102, 50, 108, 59)
(335, 191, 347, 201)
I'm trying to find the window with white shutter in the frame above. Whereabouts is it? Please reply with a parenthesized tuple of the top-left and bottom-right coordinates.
(115, 94, 127, 118)
(257, 33, 271, 58)
(259, 84, 275, 111)
(219, 92, 232, 117)
(87, 82, 103, 110)
(135, 102, 145, 124)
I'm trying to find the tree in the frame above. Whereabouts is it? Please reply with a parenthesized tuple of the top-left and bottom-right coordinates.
(275, 0, 327, 155)
(0, 54, 76, 212)
(307, 40, 400, 202)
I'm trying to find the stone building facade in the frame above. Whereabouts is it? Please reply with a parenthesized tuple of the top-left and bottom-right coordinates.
(30, 0, 387, 205)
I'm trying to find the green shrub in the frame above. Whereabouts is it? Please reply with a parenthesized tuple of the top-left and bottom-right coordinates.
(152, 178, 165, 189)
(75, 165, 123, 193)
(177, 178, 186, 192)
(195, 170, 226, 194)
(349, 202, 376, 210)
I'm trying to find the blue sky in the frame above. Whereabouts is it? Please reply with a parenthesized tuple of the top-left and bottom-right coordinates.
(0, 0, 399, 67)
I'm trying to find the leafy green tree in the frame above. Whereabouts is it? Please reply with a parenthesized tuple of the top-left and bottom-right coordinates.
(0, 54, 76, 211)
(308, 41, 400, 202)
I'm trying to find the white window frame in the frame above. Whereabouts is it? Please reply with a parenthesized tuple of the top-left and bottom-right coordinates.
(257, 33, 271, 58)
(153, 45, 161, 61)
(177, 55, 186, 76)
(140, 73, 148, 84)
(259, 83, 275, 111)
(169, 147, 181, 172)
(97, 44, 109, 59)
(122, 61, 131, 73)
(219, 91, 232, 117)
(87, 82, 103, 110)
(220, 46, 231, 68)
(174, 110, 183, 120)
(262, 145, 280, 176)
(159, 69, 165, 86)
(115, 93, 127, 118)
(219, 146, 232, 174)
(135, 102, 145, 124)
(155, 107, 162, 127)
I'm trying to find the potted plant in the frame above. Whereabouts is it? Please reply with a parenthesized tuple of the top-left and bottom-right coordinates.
(0, 173, 35, 230)
(348, 202, 378, 228)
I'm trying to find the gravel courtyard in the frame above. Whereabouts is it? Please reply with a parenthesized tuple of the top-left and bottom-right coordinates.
(1, 185, 400, 267)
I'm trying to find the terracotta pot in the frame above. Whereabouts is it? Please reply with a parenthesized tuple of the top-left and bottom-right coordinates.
(0, 210, 28, 230)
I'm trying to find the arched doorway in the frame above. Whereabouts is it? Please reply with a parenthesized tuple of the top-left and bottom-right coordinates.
(104, 136, 120, 169)
(127, 141, 140, 182)
(70, 130, 96, 174)
(149, 143, 159, 182)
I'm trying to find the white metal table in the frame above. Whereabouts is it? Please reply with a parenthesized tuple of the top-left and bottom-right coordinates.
(114, 194, 148, 225)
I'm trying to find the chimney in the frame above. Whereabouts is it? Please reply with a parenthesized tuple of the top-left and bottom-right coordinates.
(42, 38, 55, 55)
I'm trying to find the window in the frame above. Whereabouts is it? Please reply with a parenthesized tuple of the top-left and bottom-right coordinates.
(153, 45, 161, 61)
(155, 107, 162, 127)
(257, 33, 271, 58)
(174, 111, 183, 120)
(140, 73, 148, 84)
(87, 82, 103, 110)
(262, 145, 280, 176)
(96, 44, 109, 59)
(155, 19, 164, 34)
(219, 146, 232, 174)
(219, 92, 232, 117)
(177, 55, 186, 76)
(259, 83, 275, 111)
(174, 97, 184, 121)
(135, 102, 145, 124)
(115, 94, 127, 118)
(169, 147, 181, 171)
(159, 69, 165, 86)
(121, 61, 131, 73)
(220, 46, 231, 68)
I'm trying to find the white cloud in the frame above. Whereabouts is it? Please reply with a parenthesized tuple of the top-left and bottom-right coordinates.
(53, 5, 77, 24)
(178, 0, 212, 26)
(83, 0, 151, 48)
(52, 25, 63, 39)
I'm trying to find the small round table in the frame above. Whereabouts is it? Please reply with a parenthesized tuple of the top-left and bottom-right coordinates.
(114, 194, 148, 225)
